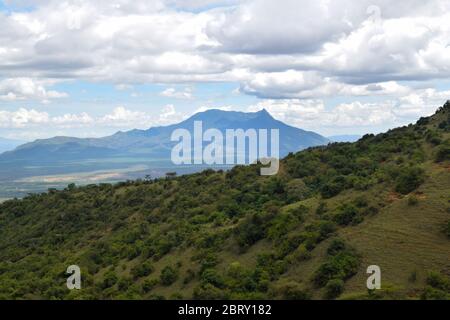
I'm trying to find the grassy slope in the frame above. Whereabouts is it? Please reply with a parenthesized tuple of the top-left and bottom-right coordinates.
(0, 103, 449, 300)
(341, 163, 449, 298)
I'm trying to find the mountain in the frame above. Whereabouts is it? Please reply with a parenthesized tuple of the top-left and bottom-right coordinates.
(0, 102, 448, 300)
(0, 137, 25, 154)
(3, 109, 328, 160)
(0, 109, 329, 183)
(328, 135, 361, 143)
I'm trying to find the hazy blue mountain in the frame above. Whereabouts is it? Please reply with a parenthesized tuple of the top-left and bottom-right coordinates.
(328, 135, 361, 143)
(0, 109, 329, 185)
(0, 137, 25, 154)
(1, 109, 329, 162)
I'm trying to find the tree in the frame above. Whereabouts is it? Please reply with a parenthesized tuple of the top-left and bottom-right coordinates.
(160, 266, 178, 286)
(395, 166, 425, 194)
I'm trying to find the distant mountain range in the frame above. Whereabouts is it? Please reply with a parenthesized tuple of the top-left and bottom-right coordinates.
(0, 137, 25, 154)
(0, 109, 329, 186)
(2, 109, 328, 162)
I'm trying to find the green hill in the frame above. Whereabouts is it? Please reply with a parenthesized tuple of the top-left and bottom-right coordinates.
(0, 102, 449, 300)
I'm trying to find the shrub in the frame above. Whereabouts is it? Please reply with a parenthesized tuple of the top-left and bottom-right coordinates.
(316, 220, 337, 240)
(117, 277, 132, 291)
(160, 266, 178, 286)
(101, 270, 118, 289)
(395, 167, 425, 195)
(327, 239, 347, 256)
(314, 241, 360, 287)
(324, 279, 344, 299)
(426, 271, 449, 291)
(321, 182, 344, 199)
(131, 261, 154, 279)
(193, 284, 227, 300)
(286, 179, 310, 202)
(293, 244, 311, 261)
(236, 212, 272, 249)
(183, 269, 196, 285)
(142, 279, 158, 293)
(435, 144, 450, 162)
(277, 283, 311, 300)
(316, 202, 328, 215)
(200, 269, 225, 289)
(421, 287, 449, 300)
(333, 204, 361, 226)
(417, 117, 429, 126)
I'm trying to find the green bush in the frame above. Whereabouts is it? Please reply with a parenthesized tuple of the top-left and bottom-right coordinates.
(117, 277, 132, 291)
(193, 284, 227, 300)
(314, 241, 360, 287)
(327, 239, 347, 256)
(277, 283, 311, 300)
(421, 287, 449, 300)
(142, 278, 158, 293)
(324, 279, 344, 299)
(426, 271, 449, 291)
(333, 204, 362, 226)
(321, 182, 344, 199)
(101, 270, 118, 289)
(131, 261, 154, 279)
(235, 212, 271, 249)
(160, 266, 178, 286)
(435, 144, 450, 162)
(395, 166, 425, 195)
(200, 269, 225, 289)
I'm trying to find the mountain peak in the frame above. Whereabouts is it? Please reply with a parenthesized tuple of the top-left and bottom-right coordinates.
(255, 108, 274, 119)
(257, 108, 270, 115)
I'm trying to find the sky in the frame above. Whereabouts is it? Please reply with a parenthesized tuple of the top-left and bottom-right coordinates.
(0, 0, 450, 141)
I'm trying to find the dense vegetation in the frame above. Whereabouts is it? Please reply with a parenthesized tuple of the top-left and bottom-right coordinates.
(0, 102, 449, 300)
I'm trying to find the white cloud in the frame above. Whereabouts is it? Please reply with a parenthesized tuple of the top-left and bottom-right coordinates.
(0, 0, 449, 97)
(0, 78, 68, 102)
(194, 105, 232, 113)
(0, 106, 160, 130)
(247, 88, 450, 134)
(158, 104, 185, 124)
(98, 106, 153, 127)
(160, 87, 194, 99)
(0, 108, 50, 128)
(239, 70, 413, 99)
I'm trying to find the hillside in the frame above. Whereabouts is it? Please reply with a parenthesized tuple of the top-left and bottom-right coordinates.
(0, 102, 449, 300)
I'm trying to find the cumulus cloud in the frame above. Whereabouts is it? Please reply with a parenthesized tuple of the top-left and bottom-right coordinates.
(0, 78, 68, 102)
(248, 87, 448, 134)
(0, 0, 449, 95)
(0, 105, 180, 130)
(158, 104, 186, 124)
(160, 87, 194, 99)
(0, 108, 50, 128)
(239, 70, 412, 99)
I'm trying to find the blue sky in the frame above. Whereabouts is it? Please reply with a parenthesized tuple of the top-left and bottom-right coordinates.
(1, 0, 450, 141)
